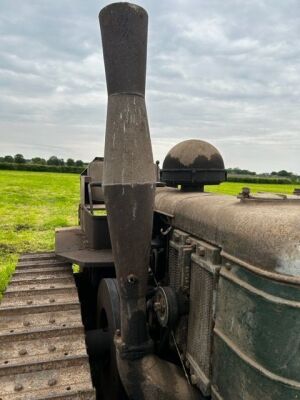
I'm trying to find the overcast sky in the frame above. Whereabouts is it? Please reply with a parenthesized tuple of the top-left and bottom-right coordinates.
(0, 0, 299, 173)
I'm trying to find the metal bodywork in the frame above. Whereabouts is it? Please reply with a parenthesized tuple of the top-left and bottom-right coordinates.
(161, 140, 226, 190)
(155, 187, 300, 399)
(56, 157, 113, 269)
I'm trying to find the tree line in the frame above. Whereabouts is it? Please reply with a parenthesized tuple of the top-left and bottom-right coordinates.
(227, 167, 299, 180)
(0, 154, 85, 167)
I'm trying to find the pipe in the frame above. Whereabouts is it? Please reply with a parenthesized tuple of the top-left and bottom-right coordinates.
(99, 3, 200, 399)
(100, 0, 155, 357)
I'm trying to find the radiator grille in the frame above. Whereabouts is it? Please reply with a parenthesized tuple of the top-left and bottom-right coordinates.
(169, 246, 180, 291)
(187, 259, 214, 380)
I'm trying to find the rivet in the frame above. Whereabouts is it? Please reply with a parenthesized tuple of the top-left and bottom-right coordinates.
(49, 298, 55, 303)
(27, 300, 33, 305)
(14, 383, 23, 392)
(185, 238, 192, 245)
(48, 345, 56, 352)
(23, 321, 30, 327)
(49, 318, 55, 324)
(48, 378, 57, 387)
(19, 349, 27, 356)
(115, 329, 121, 336)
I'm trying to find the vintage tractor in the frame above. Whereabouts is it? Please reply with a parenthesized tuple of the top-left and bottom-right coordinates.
(1, 2, 300, 400)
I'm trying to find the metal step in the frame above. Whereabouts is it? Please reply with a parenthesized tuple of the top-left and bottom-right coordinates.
(0, 252, 95, 400)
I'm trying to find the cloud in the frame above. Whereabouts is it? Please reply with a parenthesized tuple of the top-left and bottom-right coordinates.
(0, 0, 299, 173)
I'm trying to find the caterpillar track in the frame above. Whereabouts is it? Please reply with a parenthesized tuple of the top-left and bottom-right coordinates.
(0, 252, 95, 400)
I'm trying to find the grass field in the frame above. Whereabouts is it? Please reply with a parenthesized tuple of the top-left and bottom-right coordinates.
(0, 170, 79, 296)
(0, 170, 298, 296)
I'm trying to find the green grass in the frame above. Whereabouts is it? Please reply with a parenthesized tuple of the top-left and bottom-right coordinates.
(0, 170, 298, 296)
(0, 170, 79, 296)
(206, 182, 297, 196)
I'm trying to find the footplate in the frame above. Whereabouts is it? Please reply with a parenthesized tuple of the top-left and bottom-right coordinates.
(0, 252, 95, 400)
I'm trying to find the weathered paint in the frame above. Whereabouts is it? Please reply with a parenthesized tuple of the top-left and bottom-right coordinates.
(212, 265, 300, 399)
(155, 187, 300, 279)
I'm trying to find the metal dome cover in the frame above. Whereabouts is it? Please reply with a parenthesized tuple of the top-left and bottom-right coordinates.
(161, 139, 226, 190)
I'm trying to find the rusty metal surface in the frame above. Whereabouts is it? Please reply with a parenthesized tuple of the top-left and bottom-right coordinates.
(55, 227, 114, 268)
(155, 187, 300, 279)
(100, 1, 155, 354)
(163, 140, 224, 170)
(0, 253, 95, 400)
(161, 140, 226, 189)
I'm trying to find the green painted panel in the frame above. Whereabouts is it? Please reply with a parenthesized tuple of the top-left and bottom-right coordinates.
(212, 334, 300, 400)
(213, 266, 300, 399)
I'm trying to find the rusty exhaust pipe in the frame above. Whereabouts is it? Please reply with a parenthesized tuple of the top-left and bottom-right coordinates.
(99, 3, 200, 399)
(100, 1, 155, 357)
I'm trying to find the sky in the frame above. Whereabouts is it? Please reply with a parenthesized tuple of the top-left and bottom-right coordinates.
(0, 0, 299, 173)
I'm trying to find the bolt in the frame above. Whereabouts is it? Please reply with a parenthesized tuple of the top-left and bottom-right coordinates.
(23, 321, 30, 327)
(190, 374, 198, 385)
(225, 262, 231, 269)
(19, 349, 27, 356)
(197, 246, 205, 257)
(115, 329, 121, 337)
(153, 301, 162, 312)
(49, 318, 56, 324)
(49, 298, 55, 303)
(14, 383, 23, 392)
(48, 345, 56, 352)
(185, 238, 192, 245)
(27, 300, 33, 305)
(48, 378, 57, 387)
(127, 274, 138, 284)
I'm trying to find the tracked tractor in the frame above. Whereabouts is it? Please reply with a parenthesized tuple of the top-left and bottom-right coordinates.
(1, 3, 300, 400)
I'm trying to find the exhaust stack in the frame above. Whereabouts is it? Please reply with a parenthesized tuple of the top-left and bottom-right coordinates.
(99, 3, 200, 399)
(100, 2, 155, 356)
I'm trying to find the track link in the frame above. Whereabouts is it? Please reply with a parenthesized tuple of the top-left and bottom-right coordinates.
(0, 252, 95, 400)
